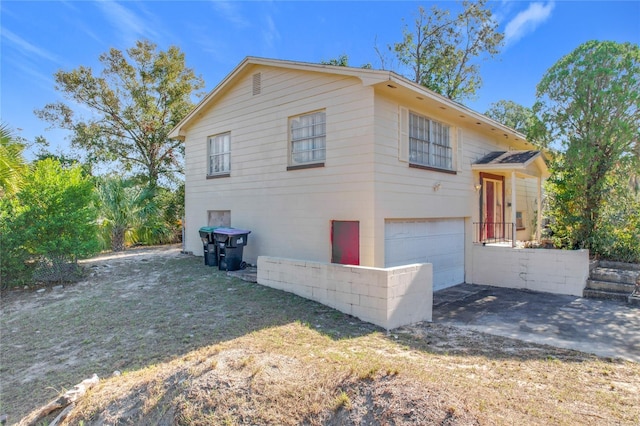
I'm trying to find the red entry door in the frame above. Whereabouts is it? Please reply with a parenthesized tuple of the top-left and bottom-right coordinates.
(331, 221, 359, 265)
(485, 180, 495, 239)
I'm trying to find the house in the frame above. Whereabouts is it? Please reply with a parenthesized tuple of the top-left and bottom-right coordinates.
(169, 57, 548, 292)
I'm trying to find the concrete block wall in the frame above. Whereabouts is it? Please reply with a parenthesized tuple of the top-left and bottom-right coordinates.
(471, 246, 589, 296)
(257, 256, 433, 330)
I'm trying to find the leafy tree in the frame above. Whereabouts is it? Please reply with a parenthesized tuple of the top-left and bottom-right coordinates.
(36, 40, 205, 188)
(1, 159, 101, 285)
(320, 54, 372, 69)
(96, 176, 158, 251)
(485, 100, 550, 148)
(391, 0, 503, 101)
(320, 54, 350, 67)
(534, 40, 640, 255)
(0, 123, 29, 197)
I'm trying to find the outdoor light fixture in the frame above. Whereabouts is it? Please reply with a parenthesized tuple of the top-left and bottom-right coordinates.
(475, 184, 482, 191)
(433, 182, 441, 192)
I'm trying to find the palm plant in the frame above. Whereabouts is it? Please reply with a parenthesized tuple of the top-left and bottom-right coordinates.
(0, 123, 29, 197)
(96, 177, 157, 251)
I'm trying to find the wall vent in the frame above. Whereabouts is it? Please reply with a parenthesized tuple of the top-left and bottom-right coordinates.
(252, 72, 261, 95)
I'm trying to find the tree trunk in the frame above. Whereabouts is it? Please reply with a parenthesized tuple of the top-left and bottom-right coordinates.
(111, 227, 126, 252)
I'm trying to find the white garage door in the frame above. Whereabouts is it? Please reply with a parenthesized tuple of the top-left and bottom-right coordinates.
(385, 218, 465, 291)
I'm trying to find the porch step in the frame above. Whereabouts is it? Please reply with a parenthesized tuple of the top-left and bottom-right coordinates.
(583, 288, 632, 302)
(586, 280, 635, 294)
(583, 263, 640, 303)
(590, 267, 639, 285)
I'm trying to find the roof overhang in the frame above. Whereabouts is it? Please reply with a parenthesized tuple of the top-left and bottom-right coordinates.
(168, 56, 534, 149)
(472, 151, 550, 179)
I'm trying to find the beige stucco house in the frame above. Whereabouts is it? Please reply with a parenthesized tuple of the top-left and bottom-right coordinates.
(169, 57, 549, 292)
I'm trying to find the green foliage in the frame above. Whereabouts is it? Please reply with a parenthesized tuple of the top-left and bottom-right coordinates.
(0, 122, 29, 197)
(535, 41, 640, 260)
(320, 54, 349, 67)
(96, 178, 182, 251)
(36, 40, 205, 187)
(96, 176, 155, 251)
(1, 159, 101, 287)
(391, 0, 503, 101)
(484, 100, 549, 148)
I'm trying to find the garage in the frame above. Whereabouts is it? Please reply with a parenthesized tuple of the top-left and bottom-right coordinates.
(385, 218, 465, 291)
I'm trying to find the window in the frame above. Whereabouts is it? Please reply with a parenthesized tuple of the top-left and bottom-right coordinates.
(516, 211, 525, 230)
(409, 112, 452, 170)
(290, 111, 326, 166)
(208, 132, 230, 176)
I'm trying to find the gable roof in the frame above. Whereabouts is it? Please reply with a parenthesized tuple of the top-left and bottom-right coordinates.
(472, 150, 549, 178)
(169, 57, 532, 147)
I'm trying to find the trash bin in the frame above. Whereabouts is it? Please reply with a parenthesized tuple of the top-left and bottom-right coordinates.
(198, 226, 219, 266)
(213, 227, 251, 271)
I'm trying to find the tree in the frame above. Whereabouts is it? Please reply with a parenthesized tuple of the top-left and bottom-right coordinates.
(36, 40, 205, 188)
(0, 123, 29, 197)
(534, 40, 640, 255)
(320, 54, 373, 69)
(484, 100, 549, 148)
(1, 159, 101, 285)
(96, 176, 157, 251)
(392, 0, 503, 101)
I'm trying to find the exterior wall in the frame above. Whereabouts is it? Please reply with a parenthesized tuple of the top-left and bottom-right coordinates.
(370, 92, 535, 274)
(470, 246, 589, 296)
(257, 256, 433, 329)
(181, 62, 543, 280)
(182, 65, 377, 266)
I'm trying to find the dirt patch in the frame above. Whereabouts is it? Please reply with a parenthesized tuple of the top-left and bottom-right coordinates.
(2, 245, 639, 425)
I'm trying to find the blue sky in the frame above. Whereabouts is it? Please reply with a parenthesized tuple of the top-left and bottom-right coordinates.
(1, 1, 639, 157)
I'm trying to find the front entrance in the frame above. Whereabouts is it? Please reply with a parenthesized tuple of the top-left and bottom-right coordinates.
(480, 173, 504, 240)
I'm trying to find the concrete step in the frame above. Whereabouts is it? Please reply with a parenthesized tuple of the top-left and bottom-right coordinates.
(586, 279, 635, 294)
(590, 267, 639, 285)
(583, 288, 631, 302)
(598, 260, 640, 271)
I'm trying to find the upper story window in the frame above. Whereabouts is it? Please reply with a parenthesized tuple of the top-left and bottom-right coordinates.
(409, 112, 452, 170)
(208, 132, 230, 177)
(290, 110, 326, 166)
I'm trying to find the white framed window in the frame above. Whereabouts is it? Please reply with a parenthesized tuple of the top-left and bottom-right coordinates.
(409, 112, 452, 170)
(290, 110, 326, 166)
(207, 132, 230, 176)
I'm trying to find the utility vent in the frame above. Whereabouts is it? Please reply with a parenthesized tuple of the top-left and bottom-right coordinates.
(252, 72, 261, 95)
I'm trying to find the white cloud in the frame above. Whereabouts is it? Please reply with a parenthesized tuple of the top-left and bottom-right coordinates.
(262, 15, 281, 49)
(1, 28, 60, 63)
(211, 1, 250, 28)
(504, 1, 555, 46)
(95, 1, 159, 46)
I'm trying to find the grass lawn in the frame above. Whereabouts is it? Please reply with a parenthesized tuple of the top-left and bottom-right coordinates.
(1, 245, 638, 425)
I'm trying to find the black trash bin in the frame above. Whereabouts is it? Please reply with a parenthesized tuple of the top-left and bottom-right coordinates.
(198, 226, 219, 266)
(213, 227, 251, 271)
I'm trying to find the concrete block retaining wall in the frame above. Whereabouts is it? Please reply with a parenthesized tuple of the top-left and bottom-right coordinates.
(257, 256, 433, 330)
(471, 246, 589, 296)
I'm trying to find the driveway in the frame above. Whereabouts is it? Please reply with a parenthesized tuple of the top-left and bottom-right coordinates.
(432, 284, 639, 362)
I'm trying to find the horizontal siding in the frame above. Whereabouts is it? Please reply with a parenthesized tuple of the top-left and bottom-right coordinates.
(183, 65, 377, 265)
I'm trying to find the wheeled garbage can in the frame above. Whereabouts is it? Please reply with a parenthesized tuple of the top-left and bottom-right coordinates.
(213, 227, 251, 271)
(198, 226, 219, 266)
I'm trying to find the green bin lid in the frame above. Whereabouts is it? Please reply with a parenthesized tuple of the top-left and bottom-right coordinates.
(199, 226, 220, 233)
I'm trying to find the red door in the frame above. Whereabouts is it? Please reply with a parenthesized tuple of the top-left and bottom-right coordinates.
(331, 221, 359, 265)
(485, 180, 495, 239)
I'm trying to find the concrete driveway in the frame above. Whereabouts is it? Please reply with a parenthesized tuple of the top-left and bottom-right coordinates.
(432, 284, 639, 362)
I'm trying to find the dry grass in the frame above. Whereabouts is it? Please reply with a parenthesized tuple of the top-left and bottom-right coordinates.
(1, 245, 639, 425)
